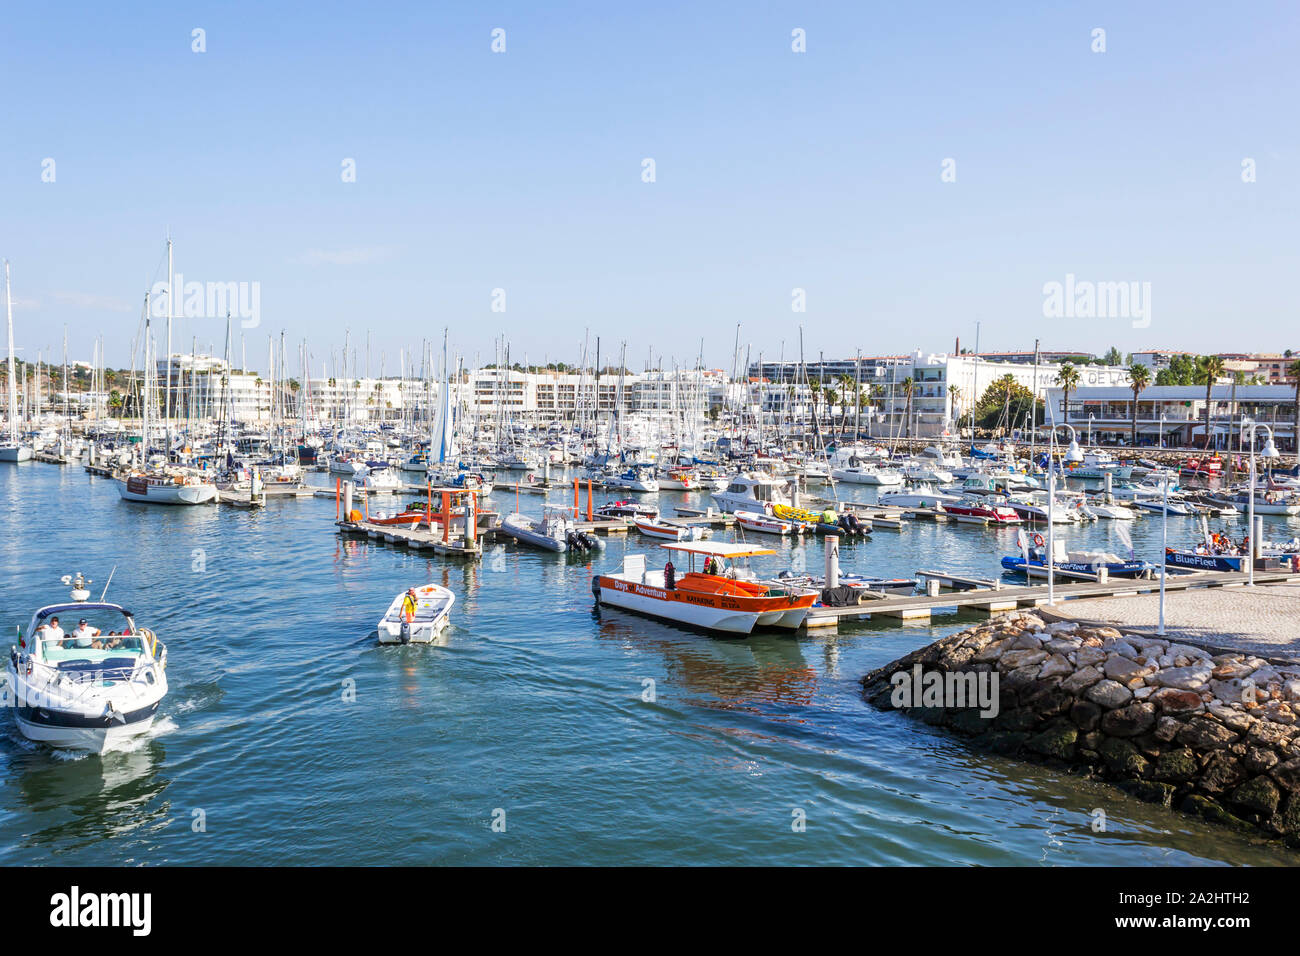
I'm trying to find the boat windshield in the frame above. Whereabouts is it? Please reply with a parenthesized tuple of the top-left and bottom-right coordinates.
(31, 608, 141, 661)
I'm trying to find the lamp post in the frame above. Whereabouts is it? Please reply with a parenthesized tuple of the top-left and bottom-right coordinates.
(1046, 423, 1084, 604)
(1088, 413, 1094, 447)
(1159, 473, 1168, 635)
(1243, 418, 1280, 587)
(1158, 413, 1166, 451)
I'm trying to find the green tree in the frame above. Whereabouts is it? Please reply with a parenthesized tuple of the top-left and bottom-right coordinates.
(1127, 363, 1151, 447)
(1056, 362, 1081, 426)
(973, 374, 1041, 432)
(899, 377, 915, 438)
(1288, 358, 1300, 452)
(1196, 355, 1225, 450)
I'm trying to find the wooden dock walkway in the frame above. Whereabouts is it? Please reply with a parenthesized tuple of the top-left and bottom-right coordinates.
(802, 569, 1300, 629)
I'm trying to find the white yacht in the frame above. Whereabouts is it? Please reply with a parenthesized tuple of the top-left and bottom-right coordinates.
(6, 573, 169, 753)
(831, 462, 905, 485)
(711, 473, 797, 514)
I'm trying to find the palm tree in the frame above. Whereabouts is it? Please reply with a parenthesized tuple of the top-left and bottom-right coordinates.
(1197, 355, 1225, 450)
(1127, 363, 1151, 447)
(823, 388, 839, 435)
(1057, 362, 1081, 427)
(900, 377, 916, 439)
(808, 378, 822, 431)
(1288, 359, 1300, 453)
(947, 384, 961, 431)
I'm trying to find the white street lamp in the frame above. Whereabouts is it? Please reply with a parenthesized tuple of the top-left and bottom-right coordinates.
(1158, 412, 1166, 451)
(1243, 419, 1280, 587)
(1046, 423, 1084, 604)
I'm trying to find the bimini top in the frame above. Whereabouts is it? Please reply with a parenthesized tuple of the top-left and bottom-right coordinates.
(35, 602, 133, 619)
(660, 542, 776, 559)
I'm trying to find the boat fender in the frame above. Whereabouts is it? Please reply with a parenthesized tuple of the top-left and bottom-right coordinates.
(591, 577, 601, 599)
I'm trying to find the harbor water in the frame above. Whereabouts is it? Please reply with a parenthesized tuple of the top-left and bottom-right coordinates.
(2, 463, 1298, 865)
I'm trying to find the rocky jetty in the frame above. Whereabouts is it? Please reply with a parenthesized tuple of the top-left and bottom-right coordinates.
(861, 611, 1300, 844)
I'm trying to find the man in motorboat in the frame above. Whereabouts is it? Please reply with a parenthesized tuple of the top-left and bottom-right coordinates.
(71, 618, 102, 649)
(33, 615, 66, 648)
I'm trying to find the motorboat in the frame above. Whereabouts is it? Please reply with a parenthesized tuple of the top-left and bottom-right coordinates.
(594, 499, 659, 521)
(1081, 501, 1138, 520)
(6, 573, 168, 753)
(735, 509, 809, 535)
(1165, 547, 1244, 573)
(773, 570, 916, 598)
(1001, 540, 1154, 579)
(941, 495, 1023, 525)
(711, 472, 797, 514)
(500, 505, 574, 552)
(609, 464, 659, 493)
(116, 470, 218, 505)
(830, 463, 904, 485)
(655, 466, 699, 490)
(878, 487, 963, 509)
(634, 516, 710, 541)
(593, 542, 817, 634)
(377, 584, 456, 645)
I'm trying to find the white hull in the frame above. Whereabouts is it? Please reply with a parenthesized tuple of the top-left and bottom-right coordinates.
(13, 713, 156, 754)
(597, 579, 760, 634)
(831, 468, 904, 486)
(0, 444, 32, 462)
(115, 479, 218, 504)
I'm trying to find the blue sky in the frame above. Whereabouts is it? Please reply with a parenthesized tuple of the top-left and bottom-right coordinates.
(2, 0, 1296, 374)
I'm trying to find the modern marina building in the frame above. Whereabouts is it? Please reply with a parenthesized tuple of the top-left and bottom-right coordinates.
(1041, 383, 1298, 451)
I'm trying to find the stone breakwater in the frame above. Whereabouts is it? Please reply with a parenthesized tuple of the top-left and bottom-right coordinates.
(861, 611, 1300, 845)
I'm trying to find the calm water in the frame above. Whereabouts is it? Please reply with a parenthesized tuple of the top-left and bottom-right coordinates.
(2, 463, 1298, 866)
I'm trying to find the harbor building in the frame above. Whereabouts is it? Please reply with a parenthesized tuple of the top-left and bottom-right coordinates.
(1042, 383, 1298, 451)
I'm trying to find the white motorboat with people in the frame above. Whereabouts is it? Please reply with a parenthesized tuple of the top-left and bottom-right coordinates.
(592, 542, 817, 634)
(6, 572, 168, 753)
(377, 584, 456, 645)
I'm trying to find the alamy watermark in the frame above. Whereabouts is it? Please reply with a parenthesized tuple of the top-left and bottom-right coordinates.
(890, 664, 1000, 718)
(1042, 273, 1150, 329)
(149, 273, 261, 328)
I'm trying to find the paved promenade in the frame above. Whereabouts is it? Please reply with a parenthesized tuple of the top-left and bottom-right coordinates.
(1049, 580, 1300, 660)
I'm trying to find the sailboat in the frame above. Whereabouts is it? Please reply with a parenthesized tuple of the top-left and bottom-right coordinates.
(114, 288, 218, 505)
(0, 261, 33, 462)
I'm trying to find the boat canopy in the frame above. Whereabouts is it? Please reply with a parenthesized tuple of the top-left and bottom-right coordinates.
(659, 542, 776, 558)
(35, 602, 133, 619)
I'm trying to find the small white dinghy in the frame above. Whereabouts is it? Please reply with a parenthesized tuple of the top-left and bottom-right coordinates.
(734, 509, 807, 535)
(378, 584, 456, 645)
(634, 516, 710, 541)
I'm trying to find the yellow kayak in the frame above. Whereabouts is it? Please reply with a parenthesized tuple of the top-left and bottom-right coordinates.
(772, 504, 829, 525)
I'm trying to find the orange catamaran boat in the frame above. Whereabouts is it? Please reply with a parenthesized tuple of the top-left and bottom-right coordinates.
(592, 542, 816, 634)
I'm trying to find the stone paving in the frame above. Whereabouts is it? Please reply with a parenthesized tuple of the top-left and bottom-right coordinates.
(1049, 581, 1300, 660)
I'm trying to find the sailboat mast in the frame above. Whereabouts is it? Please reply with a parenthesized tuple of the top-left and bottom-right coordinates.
(4, 261, 17, 445)
(165, 237, 174, 453)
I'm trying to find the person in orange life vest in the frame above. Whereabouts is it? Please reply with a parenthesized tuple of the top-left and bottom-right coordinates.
(402, 589, 418, 623)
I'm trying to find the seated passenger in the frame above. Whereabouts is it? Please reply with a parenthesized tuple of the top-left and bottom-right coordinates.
(71, 619, 102, 649)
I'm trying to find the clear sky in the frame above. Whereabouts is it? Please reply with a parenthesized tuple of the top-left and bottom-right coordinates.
(2, 0, 1296, 375)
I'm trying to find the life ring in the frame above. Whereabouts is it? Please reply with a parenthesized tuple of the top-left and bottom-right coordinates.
(1032, 533, 1045, 547)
